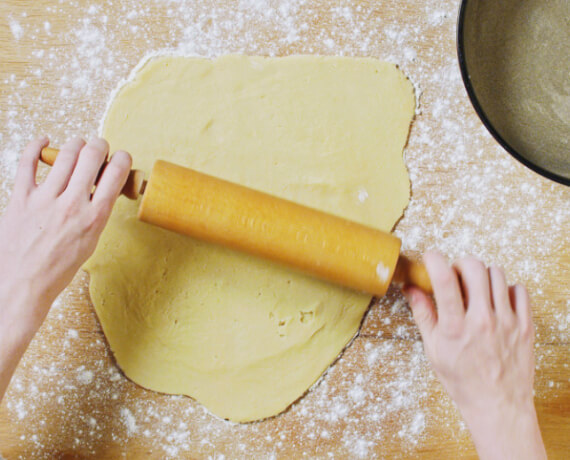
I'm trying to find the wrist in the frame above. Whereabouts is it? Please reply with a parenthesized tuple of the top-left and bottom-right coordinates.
(461, 399, 546, 460)
(0, 279, 50, 400)
(0, 279, 45, 350)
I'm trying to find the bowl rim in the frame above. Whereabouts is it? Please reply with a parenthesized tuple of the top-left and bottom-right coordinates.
(456, 0, 570, 186)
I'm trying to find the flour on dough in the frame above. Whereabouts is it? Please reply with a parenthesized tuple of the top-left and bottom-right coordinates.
(87, 55, 414, 422)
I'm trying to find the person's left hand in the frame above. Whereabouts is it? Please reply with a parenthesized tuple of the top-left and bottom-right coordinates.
(0, 137, 131, 343)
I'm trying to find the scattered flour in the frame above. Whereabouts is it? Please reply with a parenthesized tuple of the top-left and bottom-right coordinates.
(9, 19, 24, 40)
(67, 329, 79, 339)
(76, 367, 94, 385)
(357, 187, 369, 203)
(120, 408, 138, 436)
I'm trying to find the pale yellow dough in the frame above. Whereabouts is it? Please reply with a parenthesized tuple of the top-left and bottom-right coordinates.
(88, 55, 414, 422)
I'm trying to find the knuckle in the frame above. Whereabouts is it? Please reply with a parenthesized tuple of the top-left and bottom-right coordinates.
(501, 316, 516, 333)
(445, 326, 463, 341)
(55, 147, 80, 165)
(59, 143, 81, 157)
(25, 138, 45, 154)
(440, 315, 464, 338)
(69, 136, 86, 145)
(100, 156, 131, 194)
(61, 137, 86, 153)
(473, 311, 495, 332)
(455, 256, 477, 272)
(81, 144, 106, 160)
(60, 195, 83, 217)
(84, 138, 109, 156)
(463, 256, 485, 272)
(438, 269, 457, 287)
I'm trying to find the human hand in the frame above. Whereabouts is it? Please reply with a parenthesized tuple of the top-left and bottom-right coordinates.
(0, 137, 131, 342)
(405, 251, 546, 460)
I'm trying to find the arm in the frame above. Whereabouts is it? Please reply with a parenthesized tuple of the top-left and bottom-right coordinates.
(0, 137, 131, 400)
(406, 251, 546, 460)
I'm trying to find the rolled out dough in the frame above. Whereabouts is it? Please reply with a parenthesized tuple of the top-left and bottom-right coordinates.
(88, 55, 414, 422)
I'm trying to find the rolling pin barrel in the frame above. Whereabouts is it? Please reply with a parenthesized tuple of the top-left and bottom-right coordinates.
(40, 148, 432, 295)
(138, 160, 432, 296)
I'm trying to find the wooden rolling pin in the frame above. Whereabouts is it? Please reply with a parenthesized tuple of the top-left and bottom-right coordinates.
(40, 147, 432, 296)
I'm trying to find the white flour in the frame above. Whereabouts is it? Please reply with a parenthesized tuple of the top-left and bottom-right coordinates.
(0, 0, 568, 459)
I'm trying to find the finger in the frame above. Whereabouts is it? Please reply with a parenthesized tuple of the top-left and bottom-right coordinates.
(489, 265, 515, 325)
(91, 150, 132, 213)
(454, 257, 493, 319)
(510, 284, 533, 336)
(424, 250, 465, 330)
(14, 137, 49, 195)
(42, 137, 85, 196)
(65, 138, 109, 198)
(405, 286, 437, 338)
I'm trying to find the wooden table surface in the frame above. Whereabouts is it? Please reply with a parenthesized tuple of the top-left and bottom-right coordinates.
(0, 0, 568, 458)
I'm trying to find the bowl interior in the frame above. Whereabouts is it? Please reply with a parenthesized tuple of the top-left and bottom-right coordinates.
(459, 0, 570, 185)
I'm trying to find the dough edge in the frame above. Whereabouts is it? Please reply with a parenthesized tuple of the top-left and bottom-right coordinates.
(86, 54, 415, 422)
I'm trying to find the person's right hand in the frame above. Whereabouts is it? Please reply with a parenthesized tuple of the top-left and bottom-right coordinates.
(405, 251, 546, 460)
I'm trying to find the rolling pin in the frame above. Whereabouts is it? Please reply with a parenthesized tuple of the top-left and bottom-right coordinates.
(40, 147, 432, 296)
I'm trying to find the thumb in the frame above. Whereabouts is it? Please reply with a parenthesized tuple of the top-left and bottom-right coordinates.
(404, 286, 437, 338)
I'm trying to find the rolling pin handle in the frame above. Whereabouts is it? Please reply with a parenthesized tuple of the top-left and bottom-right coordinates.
(40, 146, 145, 200)
(392, 255, 433, 295)
(40, 146, 60, 166)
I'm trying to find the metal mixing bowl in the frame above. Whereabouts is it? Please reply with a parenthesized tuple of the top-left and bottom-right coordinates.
(457, 0, 570, 186)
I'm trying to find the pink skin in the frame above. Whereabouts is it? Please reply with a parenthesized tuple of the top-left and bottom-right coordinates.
(406, 251, 546, 460)
(0, 137, 131, 400)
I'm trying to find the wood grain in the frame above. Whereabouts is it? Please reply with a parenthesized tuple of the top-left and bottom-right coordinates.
(0, 0, 568, 458)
